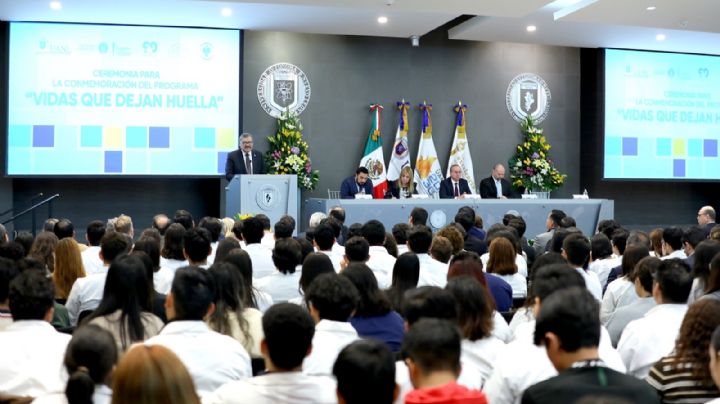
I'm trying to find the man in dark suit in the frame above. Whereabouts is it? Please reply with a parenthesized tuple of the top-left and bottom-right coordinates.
(522, 287, 659, 404)
(438, 164, 472, 199)
(698, 205, 717, 237)
(340, 167, 374, 199)
(224, 133, 266, 181)
(479, 163, 513, 199)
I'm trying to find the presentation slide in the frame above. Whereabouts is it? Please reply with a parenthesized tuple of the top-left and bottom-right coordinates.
(604, 49, 720, 180)
(6, 22, 240, 176)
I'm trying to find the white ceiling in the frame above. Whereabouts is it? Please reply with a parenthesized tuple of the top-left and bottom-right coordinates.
(1, 0, 719, 55)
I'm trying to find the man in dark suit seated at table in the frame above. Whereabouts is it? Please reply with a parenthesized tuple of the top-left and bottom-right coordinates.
(225, 133, 266, 181)
(340, 167, 374, 199)
(479, 163, 513, 199)
(438, 164, 472, 199)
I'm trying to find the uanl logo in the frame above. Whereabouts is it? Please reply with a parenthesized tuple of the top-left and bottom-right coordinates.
(506, 73, 551, 123)
(256, 185, 280, 211)
(257, 63, 311, 118)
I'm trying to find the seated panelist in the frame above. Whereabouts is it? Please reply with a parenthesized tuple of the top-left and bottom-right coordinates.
(438, 164, 472, 199)
(340, 167, 374, 199)
(385, 165, 418, 199)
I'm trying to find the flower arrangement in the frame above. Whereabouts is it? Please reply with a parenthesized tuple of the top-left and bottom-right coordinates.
(509, 116, 566, 192)
(234, 213, 254, 221)
(266, 109, 319, 191)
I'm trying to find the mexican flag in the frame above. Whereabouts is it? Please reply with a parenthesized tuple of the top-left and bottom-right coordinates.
(446, 103, 476, 192)
(359, 104, 388, 199)
(387, 101, 411, 181)
(414, 102, 444, 197)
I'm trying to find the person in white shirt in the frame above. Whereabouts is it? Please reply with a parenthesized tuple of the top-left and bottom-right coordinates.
(588, 233, 616, 288)
(313, 222, 344, 272)
(486, 237, 527, 299)
(254, 238, 303, 303)
(561, 234, 602, 301)
(600, 246, 649, 324)
(241, 217, 275, 279)
(708, 326, 720, 404)
(145, 266, 252, 397)
(80, 220, 106, 276)
(334, 339, 399, 404)
(617, 258, 693, 379)
(206, 303, 336, 404)
(302, 273, 361, 376)
(66, 231, 131, 325)
(340, 236, 371, 271)
(183, 227, 212, 268)
(199, 216, 224, 265)
(408, 226, 448, 288)
(660, 227, 688, 260)
(254, 214, 276, 251)
(159, 223, 189, 275)
(0, 270, 72, 397)
(362, 220, 396, 289)
(393, 223, 411, 256)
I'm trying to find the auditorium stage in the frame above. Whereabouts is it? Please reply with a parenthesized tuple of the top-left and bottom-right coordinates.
(303, 198, 614, 237)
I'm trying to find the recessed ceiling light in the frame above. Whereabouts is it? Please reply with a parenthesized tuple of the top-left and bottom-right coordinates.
(377, 16, 388, 24)
(646, 6, 656, 11)
(49, 1, 62, 10)
(526, 25, 537, 32)
(656, 33, 666, 41)
(221, 7, 232, 17)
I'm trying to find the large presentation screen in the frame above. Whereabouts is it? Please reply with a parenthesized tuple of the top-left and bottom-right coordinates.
(604, 49, 720, 180)
(6, 22, 240, 176)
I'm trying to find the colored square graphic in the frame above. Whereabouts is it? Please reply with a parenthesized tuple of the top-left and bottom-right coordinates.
(195, 127, 216, 148)
(217, 128, 236, 149)
(606, 137, 621, 156)
(80, 126, 102, 147)
(672, 139, 686, 157)
(9, 125, 31, 147)
(217, 151, 229, 174)
(104, 151, 122, 173)
(705, 139, 718, 157)
(103, 127, 123, 148)
(688, 139, 702, 157)
(656, 138, 671, 156)
(126, 126, 148, 148)
(673, 159, 685, 177)
(33, 125, 54, 147)
(149, 127, 169, 148)
(622, 137, 638, 156)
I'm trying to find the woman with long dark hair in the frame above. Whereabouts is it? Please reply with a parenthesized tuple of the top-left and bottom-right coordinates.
(385, 252, 420, 313)
(159, 223, 187, 271)
(288, 252, 335, 306)
(688, 241, 720, 303)
(222, 248, 273, 312)
(601, 245, 649, 324)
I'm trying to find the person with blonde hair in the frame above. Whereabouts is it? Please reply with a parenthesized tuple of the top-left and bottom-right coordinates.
(386, 165, 417, 199)
(112, 344, 199, 404)
(52, 238, 86, 304)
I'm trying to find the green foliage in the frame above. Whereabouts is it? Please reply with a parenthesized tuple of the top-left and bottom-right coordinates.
(508, 116, 566, 192)
(266, 109, 319, 191)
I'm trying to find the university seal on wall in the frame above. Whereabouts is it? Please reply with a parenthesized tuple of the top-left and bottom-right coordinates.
(257, 63, 311, 118)
(505, 73, 551, 123)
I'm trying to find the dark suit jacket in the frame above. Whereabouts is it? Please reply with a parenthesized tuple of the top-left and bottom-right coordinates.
(464, 235, 487, 256)
(479, 176, 513, 199)
(385, 181, 418, 199)
(604, 265, 622, 294)
(340, 176, 374, 199)
(225, 149, 266, 180)
(521, 366, 660, 404)
(438, 178, 472, 199)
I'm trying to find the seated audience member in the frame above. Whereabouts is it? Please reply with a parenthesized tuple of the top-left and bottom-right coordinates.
(688, 241, 720, 303)
(449, 251, 513, 314)
(384, 232, 399, 258)
(130, 250, 168, 324)
(454, 208, 487, 256)
(521, 288, 659, 404)
(33, 324, 117, 404)
(160, 223, 189, 271)
(313, 222, 343, 272)
(207, 262, 263, 358)
(328, 207, 348, 246)
(274, 215, 296, 241)
(66, 232, 131, 325)
(700, 251, 720, 301)
(53, 218, 75, 241)
(646, 299, 720, 402)
(507, 216, 535, 268)
(334, 339, 399, 404)
(606, 256, 660, 346)
(214, 237, 241, 263)
(340, 166, 374, 199)
(486, 237, 527, 299)
(409, 207, 428, 227)
(362, 220, 396, 288)
(588, 233, 615, 288)
(183, 228, 212, 267)
(447, 277, 505, 386)
(408, 226, 448, 287)
(242, 217, 276, 279)
(0, 270, 71, 397)
(401, 318, 488, 404)
(484, 264, 625, 404)
(341, 236, 370, 270)
(85, 255, 164, 353)
(393, 223, 411, 255)
(254, 238, 303, 302)
(617, 259, 693, 378)
(52, 238, 86, 304)
(222, 249, 274, 313)
(255, 214, 275, 250)
(662, 227, 687, 260)
(711, 225, 720, 242)
(113, 344, 199, 404)
(134, 238, 170, 295)
(289, 252, 336, 306)
(81, 220, 106, 275)
(0, 258, 19, 330)
(145, 266, 251, 397)
(436, 225, 465, 258)
(302, 274, 361, 375)
(173, 209, 194, 230)
(649, 227, 664, 257)
(386, 252, 420, 313)
(430, 236, 453, 265)
(206, 303, 337, 404)
(341, 264, 404, 352)
(601, 245, 649, 324)
(13, 232, 34, 257)
(29, 231, 59, 273)
(698, 206, 717, 237)
(708, 326, 720, 403)
(532, 210, 566, 257)
(604, 230, 650, 291)
(322, 217, 346, 256)
(481, 228, 527, 277)
(561, 234, 602, 301)
(152, 213, 171, 235)
(509, 253, 568, 332)
(683, 226, 707, 269)
(198, 217, 223, 260)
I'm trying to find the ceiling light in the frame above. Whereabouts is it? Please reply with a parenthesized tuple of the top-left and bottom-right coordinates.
(221, 7, 232, 17)
(49, 1, 62, 10)
(377, 16, 388, 24)
(526, 25, 537, 32)
(646, 6, 656, 11)
(656, 33, 666, 41)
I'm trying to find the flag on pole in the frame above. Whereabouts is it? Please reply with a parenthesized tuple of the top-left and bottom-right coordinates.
(359, 104, 388, 199)
(387, 100, 411, 181)
(414, 102, 444, 197)
(446, 102, 476, 192)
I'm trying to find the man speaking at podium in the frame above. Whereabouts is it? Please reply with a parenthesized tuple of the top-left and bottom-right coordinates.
(225, 133, 266, 181)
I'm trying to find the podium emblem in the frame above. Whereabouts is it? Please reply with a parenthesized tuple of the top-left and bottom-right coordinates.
(505, 73, 551, 123)
(257, 63, 311, 118)
(256, 185, 280, 211)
